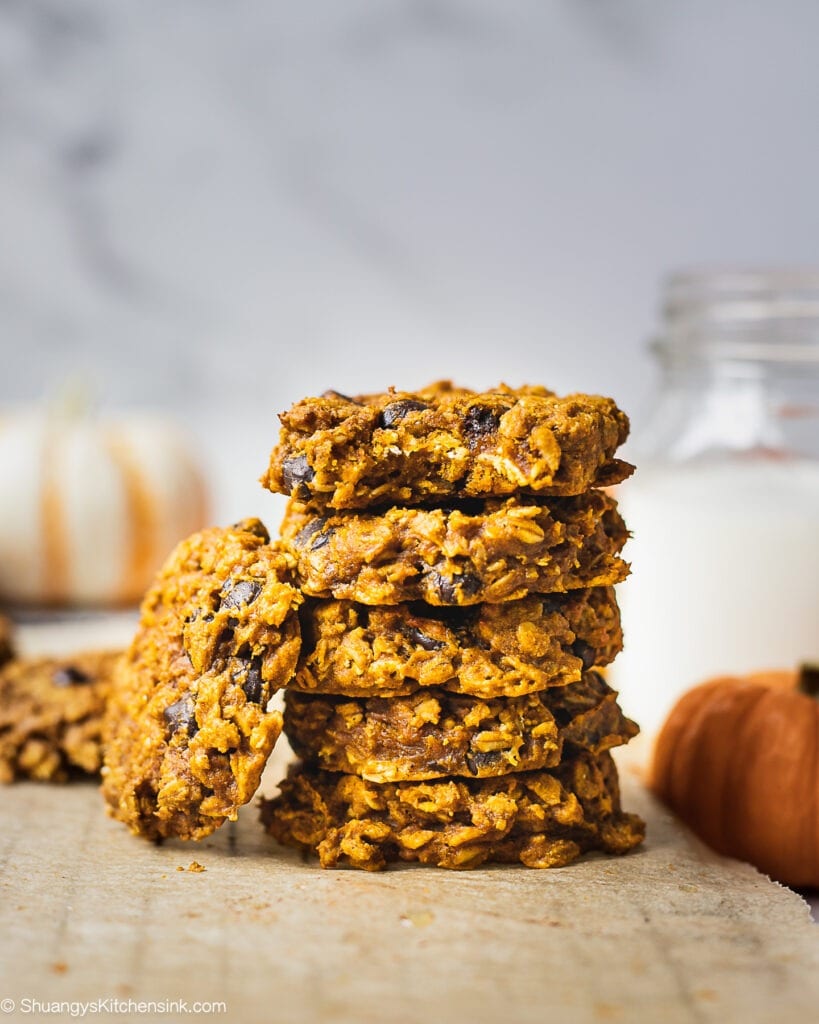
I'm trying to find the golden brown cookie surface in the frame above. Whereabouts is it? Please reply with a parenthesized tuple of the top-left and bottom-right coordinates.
(264, 382, 632, 509)
(284, 671, 637, 782)
(261, 751, 644, 870)
(101, 519, 302, 841)
(293, 588, 622, 698)
(281, 492, 629, 606)
(0, 650, 119, 782)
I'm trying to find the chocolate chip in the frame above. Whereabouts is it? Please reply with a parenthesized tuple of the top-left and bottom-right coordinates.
(232, 519, 269, 542)
(463, 405, 500, 447)
(322, 389, 358, 403)
(466, 749, 503, 775)
(163, 697, 198, 738)
(431, 573, 457, 603)
(431, 572, 481, 604)
(220, 579, 261, 610)
(404, 625, 446, 652)
(52, 665, 91, 687)
(378, 399, 428, 429)
(242, 658, 265, 704)
(281, 454, 315, 496)
(295, 518, 324, 546)
(571, 639, 597, 671)
(298, 604, 319, 650)
(295, 518, 333, 550)
(311, 530, 332, 550)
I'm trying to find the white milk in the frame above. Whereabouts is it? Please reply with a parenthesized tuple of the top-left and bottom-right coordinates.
(610, 458, 819, 735)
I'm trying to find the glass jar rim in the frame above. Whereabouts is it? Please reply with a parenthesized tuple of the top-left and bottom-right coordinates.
(656, 267, 819, 362)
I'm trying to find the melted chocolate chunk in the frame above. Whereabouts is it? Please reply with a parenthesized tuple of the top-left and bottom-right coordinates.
(242, 658, 265, 704)
(459, 574, 482, 598)
(298, 605, 319, 651)
(52, 665, 91, 687)
(431, 572, 481, 604)
(322, 389, 358, 403)
(295, 518, 333, 550)
(163, 697, 199, 738)
(281, 455, 315, 496)
(379, 399, 428, 429)
(431, 573, 458, 603)
(231, 519, 269, 542)
(571, 638, 597, 671)
(463, 405, 501, 447)
(466, 749, 504, 775)
(310, 530, 332, 550)
(220, 579, 262, 610)
(403, 625, 446, 652)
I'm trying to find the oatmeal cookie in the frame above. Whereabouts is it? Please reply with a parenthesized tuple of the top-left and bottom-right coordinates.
(260, 751, 645, 870)
(284, 671, 637, 782)
(0, 650, 119, 782)
(280, 491, 629, 605)
(264, 382, 633, 509)
(102, 519, 302, 841)
(292, 588, 622, 698)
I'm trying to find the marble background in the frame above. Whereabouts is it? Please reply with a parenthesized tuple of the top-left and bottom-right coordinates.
(2, 0, 819, 518)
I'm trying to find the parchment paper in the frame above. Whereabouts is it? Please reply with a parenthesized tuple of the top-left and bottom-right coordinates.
(0, 619, 816, 1023)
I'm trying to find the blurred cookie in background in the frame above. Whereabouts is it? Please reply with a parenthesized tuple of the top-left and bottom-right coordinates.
(0, 649, 120, 782)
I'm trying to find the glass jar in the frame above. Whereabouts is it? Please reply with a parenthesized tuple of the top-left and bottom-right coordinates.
(611, 269, 819, 733)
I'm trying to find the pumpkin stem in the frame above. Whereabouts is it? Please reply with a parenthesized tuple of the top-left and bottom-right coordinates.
(797, 664, 819, 698)
(49, 377, 95, 421)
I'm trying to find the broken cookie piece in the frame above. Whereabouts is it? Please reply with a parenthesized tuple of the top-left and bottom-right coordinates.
(101, 519, 302, 841)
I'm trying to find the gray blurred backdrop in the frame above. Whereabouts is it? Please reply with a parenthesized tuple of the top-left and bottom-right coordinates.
(2, 1, 818, 519)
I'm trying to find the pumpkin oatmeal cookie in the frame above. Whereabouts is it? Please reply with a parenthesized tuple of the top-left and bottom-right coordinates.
(292, 588, 622, 698)
(264, 382, 632, 509)
(284, 671, 638, 782)
(280, 491, 628, 606)
(261, 750, 645, 870)
(0, 650, 119, 782)
(102, 519, 302, 841)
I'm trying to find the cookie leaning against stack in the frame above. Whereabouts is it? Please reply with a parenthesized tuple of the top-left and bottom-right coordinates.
(261, 382, 645, 870)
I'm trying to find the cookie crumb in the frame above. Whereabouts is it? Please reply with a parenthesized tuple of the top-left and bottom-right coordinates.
(400, 910, 435, 929)
(187, 861, 206, 873)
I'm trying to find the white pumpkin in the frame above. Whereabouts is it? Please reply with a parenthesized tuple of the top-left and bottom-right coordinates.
(0, 408, 209, 606)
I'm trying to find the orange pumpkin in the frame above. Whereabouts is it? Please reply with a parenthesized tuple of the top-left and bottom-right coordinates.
(650, 667, 819, 888)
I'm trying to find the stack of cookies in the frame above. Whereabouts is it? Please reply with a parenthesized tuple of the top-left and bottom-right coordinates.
(259, 382, 645, 870)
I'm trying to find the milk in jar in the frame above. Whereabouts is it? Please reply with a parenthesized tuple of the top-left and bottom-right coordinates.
(610, 270, 819, 734)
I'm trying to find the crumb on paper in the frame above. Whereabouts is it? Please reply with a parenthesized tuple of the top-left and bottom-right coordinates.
(399, 910, 434, 929)
(593, 1002, 623, 1020)
(187, 861, 206, 873)
(51, 962, 68, 975)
